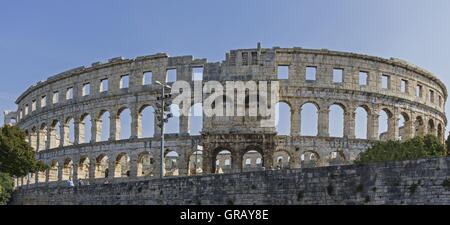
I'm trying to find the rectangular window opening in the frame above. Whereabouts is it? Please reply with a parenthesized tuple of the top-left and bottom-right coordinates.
(333, 68, 343, 83)
(166, 69, 177, 83)
(143, 71, 152, 85)
(381, 74, 390, 89)
(306, 66, 317, 81)
(41, 96, 47, 108)
(31, 100, 36, 112)
(277, 65, 289, 80)
(66, 87, 73, 100)
(416, 84, 422, 97)
(82, 83, 90, 96)
(53, 92, 59, 104)
(400, 79, 408, 93)
(359, 71, 368, 86)
(120, 75, 129, 89)
(429, 90, 435, 103)
(192, 67, 204, 81)
(100, 79, 109, 92)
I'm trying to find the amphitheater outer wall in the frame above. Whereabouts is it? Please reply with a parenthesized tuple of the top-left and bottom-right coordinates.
(5, 45, 447, 187)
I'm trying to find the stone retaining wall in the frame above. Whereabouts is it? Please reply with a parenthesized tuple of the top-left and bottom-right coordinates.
(11, 157, 450, 205)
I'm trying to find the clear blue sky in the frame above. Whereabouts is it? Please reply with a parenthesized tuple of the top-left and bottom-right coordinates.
(1, 0, 450, 136)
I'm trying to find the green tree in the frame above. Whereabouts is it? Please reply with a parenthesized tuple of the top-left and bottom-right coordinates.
(0, 125, 46, 177)
(0, 172, 14, 205)
(0, 125, 46, 205)
(355, 135, 447, 164)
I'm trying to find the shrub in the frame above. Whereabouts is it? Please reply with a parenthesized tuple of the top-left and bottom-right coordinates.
(355, 135, 447, 164)
(0, 172, 14, 205)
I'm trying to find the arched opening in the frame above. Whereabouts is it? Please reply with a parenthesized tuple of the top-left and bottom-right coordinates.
(414, 116, 424, 137)
(38, 171, 45, 184)
(242, 150, 263, 172)
(62, 158, 73, 181)
(378, 109, 392, 140)
(398, 113, 409, 141)
(48, 161, 59, 182)
(114, 153, 130, 178)
(139, 105, 155, 138)
(22, 177, 26, 186)
(137, 152, 154, 177)
(118, 108, 131, 140)
(428, 119, 436, 136)
(78, 157, 90, 180)
(188, 150, 203, 176)
(95, 155, 109, 178)
(215, 150, 232, 174)
(329, 104, 344, 137)
(50, 120, 61, 148)
(30, 127, 37, 151)
(38, 123, 48, 151)
(275, 102, 291, 136)
(98, 111, 110, 142)
(80, 114, 92, 144)
(164, 151, 179, 176)
(300, 103, 318, 136)
(300, 151, 320, 168)
(355, 106, 368, 139)
(189, 103, 203, 135)
(273, 150, 290, 169)
(438, 123, 444, 142)
(64, 117, 75, 146)
(28, 173, 35, 185)
(165, 104, 180, 134)
(24, 130, 29, 144)
(37, 167, 46, 183)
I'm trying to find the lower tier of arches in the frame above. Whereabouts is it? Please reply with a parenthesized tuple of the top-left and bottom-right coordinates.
(14, 135, 376, 188)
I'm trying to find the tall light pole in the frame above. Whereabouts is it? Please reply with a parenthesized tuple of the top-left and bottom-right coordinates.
(155, 81, 172, 179)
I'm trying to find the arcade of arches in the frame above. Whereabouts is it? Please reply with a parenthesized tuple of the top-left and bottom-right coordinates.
(16, 100, 445, 187)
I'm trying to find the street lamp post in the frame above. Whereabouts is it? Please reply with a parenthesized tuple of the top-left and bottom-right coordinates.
(155, 81, 172, 179)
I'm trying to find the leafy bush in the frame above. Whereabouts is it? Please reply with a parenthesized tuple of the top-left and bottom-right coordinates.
(0, 172, 14, 205)
(355, 135, 447, 164)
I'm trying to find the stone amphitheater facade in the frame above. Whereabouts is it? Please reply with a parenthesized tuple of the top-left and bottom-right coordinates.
(5, 44, 447, 187)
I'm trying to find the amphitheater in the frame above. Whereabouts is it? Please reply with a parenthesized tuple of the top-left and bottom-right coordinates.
(4, 44, 447, 194)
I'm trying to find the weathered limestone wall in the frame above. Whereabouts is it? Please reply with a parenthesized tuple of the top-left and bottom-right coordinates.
(7, 45, 448, 191)
(12, 157, 450, 205)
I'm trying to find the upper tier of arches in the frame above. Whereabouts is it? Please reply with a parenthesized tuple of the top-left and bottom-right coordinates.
(23, 98, 445, 154)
